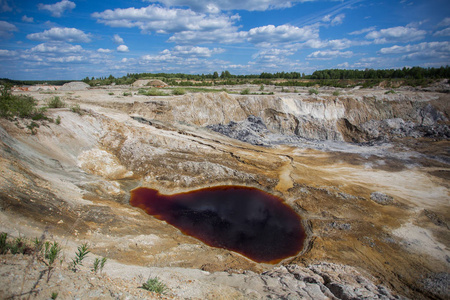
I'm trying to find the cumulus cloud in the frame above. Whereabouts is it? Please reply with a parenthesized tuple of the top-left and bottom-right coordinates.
(0, 0, 12, 12)
(38, 0, 76, 17)
(98, 48, 114, 53)
(306, 50, 354, 60)
(117, 45, 129, 52)
(171, 45, 224, 57)
(0, 49, 17, 57)
(349, 26, 376, 35)
(365, 26, 426, 44)
(30, 42, 83, 53)
(142, 0, 308, 12)
(0, 21, 18, 38)
(112, 34, 124, 44)
(92, 5, 237, 34)
(379, 41, 450, 61)
(27, 27, 91, 43)
(47, 55, 83, 63)
(437, 17, 450, 27)
(22, 15, 34, 23)
(247, 24, 318, 45)
(434, 28, 450, 37)
(322, 13, 345, 26)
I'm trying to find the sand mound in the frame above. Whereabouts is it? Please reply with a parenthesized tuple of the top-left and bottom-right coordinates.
(59, 81, 90, 91)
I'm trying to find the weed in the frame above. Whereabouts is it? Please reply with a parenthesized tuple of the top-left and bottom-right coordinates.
(259, 84, 264, 91)
(333, 91, 340, 96)
(27, 121, 39, 134)
(92, 257, 107, 273)
(55, 115, 61, 125)
(51, 292, 58, 299)
(42, 241, 61, 282)
(70, 243, 90, 271)
(240, 88, 250, 95)
(0, 232, 8, 254)
(47, 96, 66, 108)
(385, 89, 396, 94)
(70, 104, 82, 115)
(140, 277, 168, 294)
(309, 88, 319, 95)
(172, 88, 186, 95)
(138, 88, 169, 96)
(108, 92, 114, 95)
(123, 92, 132, 96)
(100, 257, 107, 271)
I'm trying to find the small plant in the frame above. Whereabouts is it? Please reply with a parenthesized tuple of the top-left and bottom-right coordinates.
(70, 104, 82, 115)
(309, 88, 319, 95)
(385, 89, 396, 94)
(140, 277, 168, 295)
(51, 292, 58, 299)
(240, 88, 250, 95)
(333, 91, 340, 96)
(47, 96, 66, 108)
(70, 243, 90, 271)
(0, 232, 8, 254)
(27, 121, 39, 134)
(55, 115, 61, 125)
(172, 88, 186, 95)
(138, 88, 169, 96)
(92, 257, 107, 273)
(123, 92, 132, 96)
(43, 241, 61, 282)
(259, 84, 264, 91)
(108, 92, 114, 95)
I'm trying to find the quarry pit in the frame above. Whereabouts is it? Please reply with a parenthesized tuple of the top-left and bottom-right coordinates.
(0, 84, 448, 299)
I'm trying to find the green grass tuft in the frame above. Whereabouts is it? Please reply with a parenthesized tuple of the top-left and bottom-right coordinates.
(140, 277, 169, 294)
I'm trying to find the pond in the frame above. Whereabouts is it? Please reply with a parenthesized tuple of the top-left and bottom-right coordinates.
(130, 186, 306, 263)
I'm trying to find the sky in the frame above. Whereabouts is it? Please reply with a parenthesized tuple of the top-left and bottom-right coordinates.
(0, 0, 449, 80)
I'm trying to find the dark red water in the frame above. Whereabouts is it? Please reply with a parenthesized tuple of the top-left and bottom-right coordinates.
(130, 186, 306, 263)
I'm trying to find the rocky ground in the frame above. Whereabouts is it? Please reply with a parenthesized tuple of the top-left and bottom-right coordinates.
(0, 83, 448, 299)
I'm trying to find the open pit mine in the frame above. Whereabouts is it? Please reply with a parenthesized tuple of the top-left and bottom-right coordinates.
(0, 83, 448, 299)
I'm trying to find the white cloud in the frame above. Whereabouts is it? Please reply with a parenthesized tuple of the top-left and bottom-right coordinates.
(437, 17, 450, 27)
(434, 28, 450, 37)
(112, 34, 124, 44)
(117, 45, 129, 52)
(168, 27, 244, 44)
(379, 41, 450, 61)
(27, 27, 91, 43)
(365, 26, 426, 44)
(331, 14, 345, 26)
(22, 15, 34, 23)
(0, 21, 18, 38)
(349, 26, 376, 35)
(0, 49, 17, 57)
(92, 5, 237, 34)
(247, 24, 318, 45)
(142, 0, 309, 12)
(98, 48, 114, 53)
(171, 45, 224, 57)
(306, 50, 354, 60)
(0, 0, 12, 12)
(30, 42, 83, 53)
(47, 55, 83, 63)
(38, 0, 76, 17)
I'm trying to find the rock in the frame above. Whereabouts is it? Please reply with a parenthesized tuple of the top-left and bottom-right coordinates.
(370, 192, 394, 205)
(58, 81, 90, 91)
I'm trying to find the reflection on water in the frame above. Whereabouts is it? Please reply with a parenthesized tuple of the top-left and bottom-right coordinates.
(130, 186, 305, 263)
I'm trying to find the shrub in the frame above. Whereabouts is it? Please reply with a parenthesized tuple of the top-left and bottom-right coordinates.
(172, 88, 186, 95)
(138, 88, 169, 96)
(140, 277, 168, 294)
(123, 92, 132, 96)
(0, 85, 38, 118)
(308, 88, 319, 95)
(240, 88, 250, 95)
(108, 92, 114, 95)
(70, 104, 82, 115)
(333, 91, 340, 96)
(385, 89, 396, 94)
(47, 96, 66, 108)
(55, 115, 61, 125)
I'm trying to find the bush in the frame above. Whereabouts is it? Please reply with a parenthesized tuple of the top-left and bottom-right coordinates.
(0, 85, 38, 118)
(140, 277, 168, 294)
(240, 88, 250, 95)
(333, 91, 340, 96)
(70, 104, 82, 115)
(108, 92, 114, 95)
(138, 88, 169, 96)
(172, 88, 186, 95)
(308, 88, 319, 95)
(385, 89, 396, 94)
(47, 96, 66, 108)
(123, 92, 132, 96)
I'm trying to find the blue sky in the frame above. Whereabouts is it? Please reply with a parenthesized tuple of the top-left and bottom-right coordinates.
(0, 0, 449, 80)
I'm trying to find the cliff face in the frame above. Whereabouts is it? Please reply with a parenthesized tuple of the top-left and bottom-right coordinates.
(0, 87, 449, 299)
(129, 91, 449, 145)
